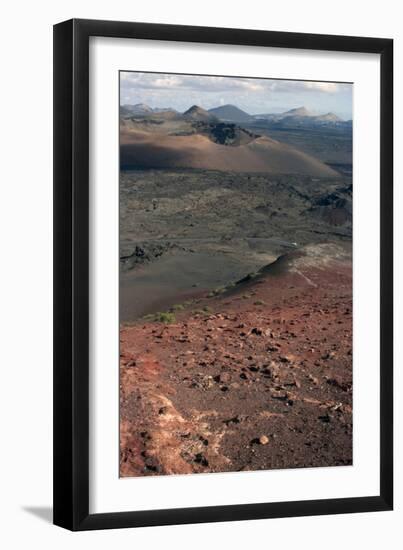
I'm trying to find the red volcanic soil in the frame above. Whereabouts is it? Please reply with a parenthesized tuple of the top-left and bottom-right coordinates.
(120, 245, 352, 477)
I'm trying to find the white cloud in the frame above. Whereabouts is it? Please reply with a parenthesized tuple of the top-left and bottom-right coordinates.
(119, 71, 352, 118)
(120, 72, 265, 93)
(303, 81, 341, 93)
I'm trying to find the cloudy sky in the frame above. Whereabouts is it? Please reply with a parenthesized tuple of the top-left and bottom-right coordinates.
(120, 72, 353, 120)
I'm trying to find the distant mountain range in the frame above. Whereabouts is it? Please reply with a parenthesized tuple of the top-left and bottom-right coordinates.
(252, 107, 351, 129)
(120, 103, 351, 129)
(207, 105, 351, 129)
(120, 103, 177, 116)
(254, 106, 313, 120)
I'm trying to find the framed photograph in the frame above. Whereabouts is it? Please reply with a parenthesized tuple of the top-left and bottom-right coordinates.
(53, 19, 393, 530)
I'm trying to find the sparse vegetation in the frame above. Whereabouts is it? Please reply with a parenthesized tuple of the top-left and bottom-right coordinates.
(192, 306, 213, 316)
(143, 311, 176, 324)
(192, 309, 209, 316)
(207, 287, 226, 298)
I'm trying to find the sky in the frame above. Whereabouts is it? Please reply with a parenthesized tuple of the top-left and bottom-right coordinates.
(120, 72, 353, 120)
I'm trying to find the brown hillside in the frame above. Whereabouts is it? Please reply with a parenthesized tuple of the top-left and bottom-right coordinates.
(120, 128, 338, 176)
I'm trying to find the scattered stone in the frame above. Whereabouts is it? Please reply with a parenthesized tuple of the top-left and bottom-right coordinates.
(214, 372, 231, 384)
(279, 354, 296, 363)
(203, 376, 214, 389)
(326, 377, 351, 391)
(262, 361, 280, 378)
(120, 235, 353, 477)
(224, 414, 248, 425)
(318, 414, 331, 423)
(267, 343, 280, 352)
(270, 390, 288, 401)
(194, 453, 209, 467)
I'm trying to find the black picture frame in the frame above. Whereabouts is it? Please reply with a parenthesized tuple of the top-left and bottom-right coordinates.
(53, 18, 393, 531)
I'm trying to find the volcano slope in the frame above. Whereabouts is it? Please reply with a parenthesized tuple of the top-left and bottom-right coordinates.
(120, 113, 338, 176)
(120, 243, 352, 477)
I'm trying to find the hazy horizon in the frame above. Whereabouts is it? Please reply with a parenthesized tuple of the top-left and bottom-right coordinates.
(120, 72, 353, 120)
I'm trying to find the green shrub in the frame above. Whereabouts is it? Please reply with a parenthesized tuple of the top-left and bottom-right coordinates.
(155, 311, 176, 323)
(143, 311, 176, 323)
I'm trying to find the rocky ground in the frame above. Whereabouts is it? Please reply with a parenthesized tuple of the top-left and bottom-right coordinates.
(120, 170, 352, 252)
(119, 169, 352, 320)
(120, 243, 352, 477)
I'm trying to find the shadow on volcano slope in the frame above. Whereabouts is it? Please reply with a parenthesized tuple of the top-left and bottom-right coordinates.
(120, 127, 338, 176)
